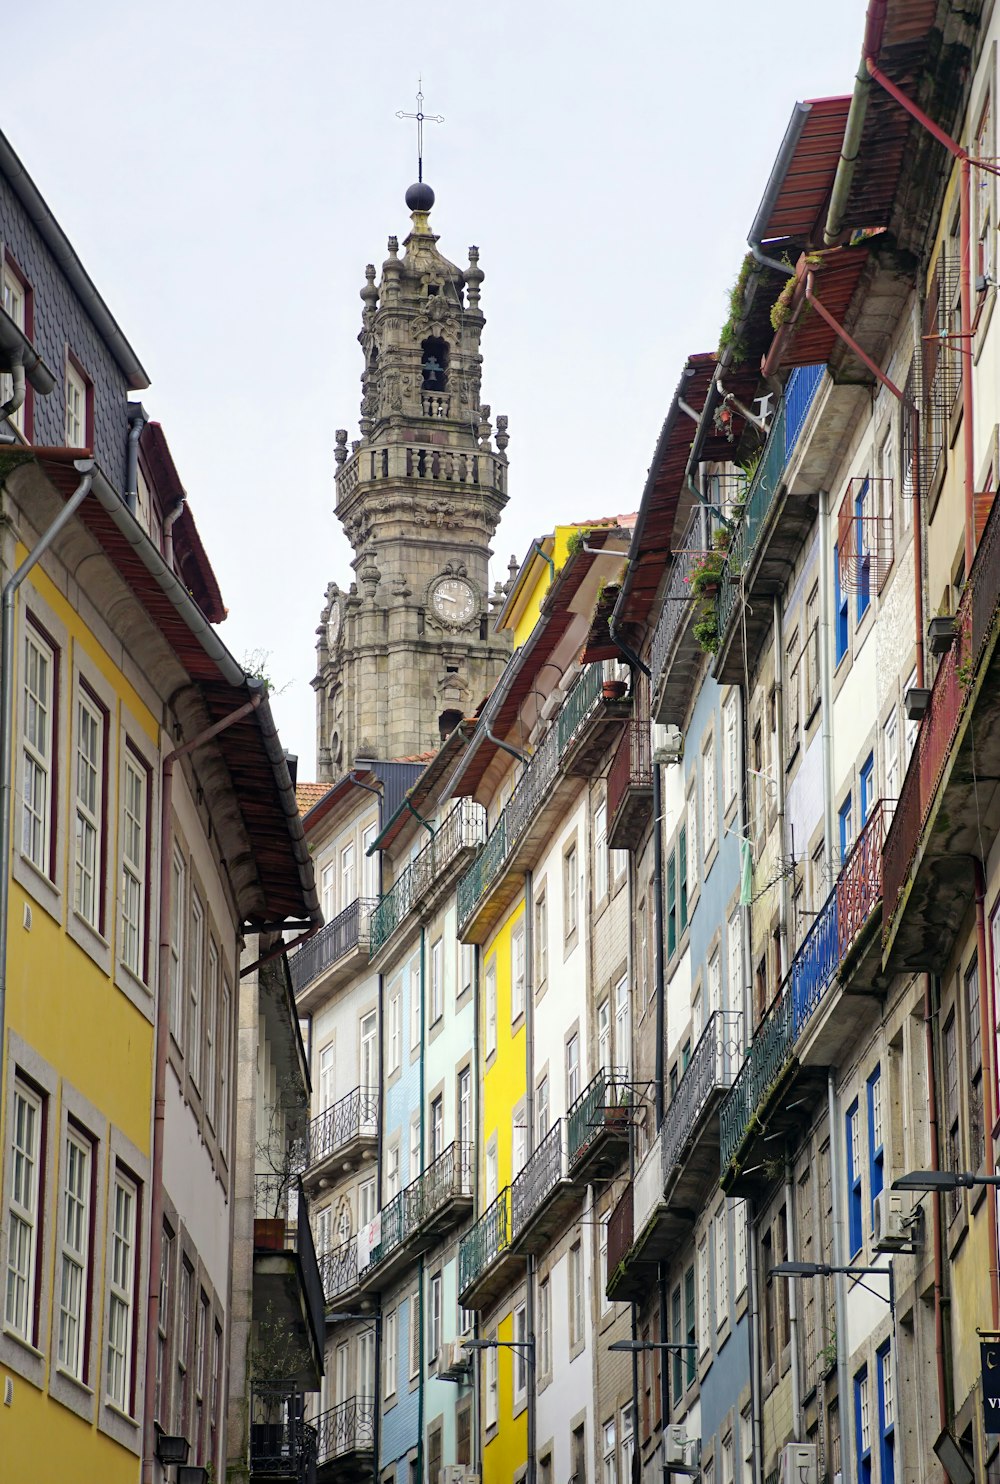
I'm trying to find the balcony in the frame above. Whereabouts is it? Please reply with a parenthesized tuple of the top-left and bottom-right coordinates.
(458, 665, 627, 941)
(649, 511, 710, 726)
(301, 1088, 378, 1190)
(511, 1118, 578, 1254)
(713, 364, 826, 685)
(253, 1178, 325, 1390)
(607, 1013, 740, 1302)
(250, 1390, 317, 1483)
(719, 803, 890, 1194)
(369, 798, 485, 960)
(883, 490, 1000, 972)
(458, 1186, 524, 1311)
(289, 899, 377, 1012)
(314, 1398, 375, 1483)
(606, 721, 653, 851)
(358, 1141, 473, 1293)
(335, 438, 507, 507)
(316, 1238, 361, 1311)
(566, 1067, 631, 1182)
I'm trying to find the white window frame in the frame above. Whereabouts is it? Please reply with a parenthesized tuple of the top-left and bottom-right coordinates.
(409, 1293, 421, 1380)
(485, 957, 497, 1057)
(486, 1342, 499, 1428)
(566, 1032, 580, 1107)
(169, 849, 186, 1040)
(21, 625, 54, 874)
(1, 260, 26, 433)
(389, 989, 402, 1072)
(106, 1169, 137, 1412)
(5, 1080, 42, 1340)
(603, 1418, 617, 1484)
(594, 801, 608, 903)
(362, 824, 378, 899)
(703, 735, 717, 855)
(430, 937, 444, 1024)
(569, 1241, 584, 1346)
(74, 689, 103, 928)
(121, 749, 148, 980)
(615, 974, 630, 1070)
(535, 889, 548, 986)
(723, 692, 738, 807)
(513, 1302, 528, 1406)
(65, 359, 87, 446)
(428, 1272, 442, 1363)
(340, 840, 356, 908)
(205, 940, 219, 1127)
(384, 1309, 398, 1400)
(715, 1207, 729, 1328)
(511, 919, 526, 1022)
(539, 1275, 551, 1376)
(58, 1125, 92, 1379)
(189, 887, 205, 1088)
(564, 842, 579, 939)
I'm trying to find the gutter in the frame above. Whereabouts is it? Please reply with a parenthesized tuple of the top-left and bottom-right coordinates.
(823, 0, 888, 246)
(748, 101, 813, 275)
(0, 306, 56, 397)
(125, 402, 148, 515)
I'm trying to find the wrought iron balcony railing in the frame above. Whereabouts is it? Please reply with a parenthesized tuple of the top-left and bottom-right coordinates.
(304, 1087, 377, 1173)
(511, 1118, 566, 1237)
(362, 1141, 473, 1274)
(606, 720, 653, 826)
(566, 1067, 630, 1169)
(250, 1389, 317, 1480)
(370, 798, 485, 956)
(314, 1397, 375, 1466)
(458, 1187, 512, 1295)
(289, 898, 377, 996)
(662, 1011, 742, 1179)
(716, 364, 825, 638)
(650, 511, 705, 687)
(607, 1180, 634, 1281)
(316, 1237, 358, 1306)
(556, 660, 604, 752)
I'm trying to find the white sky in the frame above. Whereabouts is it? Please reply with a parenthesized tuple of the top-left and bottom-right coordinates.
(10, 1, 865, 777)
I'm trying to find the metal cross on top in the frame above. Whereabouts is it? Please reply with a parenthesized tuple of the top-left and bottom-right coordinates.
(396, 78, 444, 184)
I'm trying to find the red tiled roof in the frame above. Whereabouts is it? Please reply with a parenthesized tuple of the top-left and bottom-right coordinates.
(296, 782, 330, 816)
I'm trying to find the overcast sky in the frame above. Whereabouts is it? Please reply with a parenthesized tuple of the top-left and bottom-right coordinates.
(10, 2, 865, 777)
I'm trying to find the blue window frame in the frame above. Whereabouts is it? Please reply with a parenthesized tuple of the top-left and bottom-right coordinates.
(846, 1098, 863, 1257)
(859, 753, 875, 828)
(839, 794, 853, 865)
(877, 1343, 895, 1484)
(835, 543, 849, 662)
(867, 1064, 884, 1223)
(855, 1365, 872, 1484)
(856, 479, 872, 621)
(666, 856, 677, 958)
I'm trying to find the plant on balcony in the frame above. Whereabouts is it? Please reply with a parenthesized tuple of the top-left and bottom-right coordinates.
(688, 546, 727, 600)
(769, 254, 819, 331)
(717, 252, 754, 365)
(693, 602, 721, 655)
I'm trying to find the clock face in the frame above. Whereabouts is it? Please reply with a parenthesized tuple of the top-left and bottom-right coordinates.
(432, 576, 476, 626)
(326, 602, 342, 649)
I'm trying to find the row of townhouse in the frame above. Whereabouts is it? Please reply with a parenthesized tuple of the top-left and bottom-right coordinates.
(0, 126, 323, 1482)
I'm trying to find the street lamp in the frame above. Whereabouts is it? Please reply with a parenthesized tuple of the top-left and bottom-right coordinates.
(770, 1260, 895, 1314)
(463, 1337, 535, 1365)
(608, 1340, 698, 1353)
(893, 1169, 1000, 1192)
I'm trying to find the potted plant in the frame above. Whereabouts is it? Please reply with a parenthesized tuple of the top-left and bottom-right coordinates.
(688, 547, 727, 600)
(693, 603, 721, 656)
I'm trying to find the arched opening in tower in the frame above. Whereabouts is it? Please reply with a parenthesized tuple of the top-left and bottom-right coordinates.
(421, 337, 449, 392)
(438, 708, 463, 741)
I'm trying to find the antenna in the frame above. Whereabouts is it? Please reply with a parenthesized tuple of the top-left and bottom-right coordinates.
(395, 78, 444, 184)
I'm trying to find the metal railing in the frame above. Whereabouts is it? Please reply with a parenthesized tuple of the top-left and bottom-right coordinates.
(556, 661, 604, 752)
(289, 898, 376, 995)
(370, 799, 485, 956)
(457, 812, 507, 924)
(607, 1180, 634, 1280)
(719, 989, 794, 1172)
(363, 1141, 473, 1273)
(304, 1087, 378, 1172)
(836, 800, 890, 961)
(606, 720, 653, 826)
(662, 1011, 742, 1179)
(252, 1177, 324, 1356)
(512, 1119, 566, 1236)
(458, 1187, 512, 1295)
(250, 1390, 317, 1480)
(717, 363, 826, 637)
(790, 887, 839, 1038)
(314, 1397, 375, 1465)
(633, 1127, 665, 1238)
(566, 1067, 630, 1169)
(650, 511, 705, 686)
(335, 439, 506, 504)
(317, 1238, 358, 1305)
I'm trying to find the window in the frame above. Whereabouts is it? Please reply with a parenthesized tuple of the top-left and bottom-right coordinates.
(1, 258, 28, 434)
(485, 1342, 498, 1427)
(486, 1140, 498, 1203)
(107, 1170, 138, 1411)
(359, 1177, 376, 1229)
(877, 1343, 895, 1484)
(386, 1145, 400, 1201)
(74, 689, 104, 927)
(678, 825, 688, 932)
(360, 1011, 377, 1089)
(698, 1235, 710, 1355)
(430, 937, 443, 1023)
(600, 1213, 611, 1315)
(430, 1096, 444, 1161)
(859, 752, 875, 828)
(728, 910, 742, 1019)
(684, 1263, 696, 1384)
(409, 967, 421, 1051)
(58, 1126, 92, 1379)
(65, 357, 90, 446)
(194, 1290, 208, 1450)
(384, 1310, 397, 1399)
(535, 889, 547, 986)
(513, 1302, 528, 1406)
(569, 1241, 585, 1346)
(341, 841, 355, 907)
(786, 629, 801, 757)
(598, 998, 611, 1071)
(189, 888, 205, 1088)
(976, 94, 995, 288)
(620, 1404, 634, 1484)
(602, 1418, 617, 1484)
(703, 736, 717, 854)
(723, 692, 738, 806)
(707, 949, 721, 1021)
(564, 842, 578, 938)
(177, 1259, 192, 1432)
(358, 1329, 374, 1399)
(967, 961, 985, 1170)
(511, 920, 526, 1021)
(904, 668, 918, 762)
(459, 941, 474, 999)
(722, 1435, 734, 1484)
(485, 958, 497, 1056)
(536, 1076, 550, 1143)
(566, 1033, 580, 1106)
(155, 1225, 173, 1425)
(121, 749, 148, 979)
(855, 480, 873, 620)
(205, 941, 219, 1127)
(458, 1067, 471, 1152)
(220, 980, 232, 1141)
(670, 1284, 683, 1404)
(855, 1366, 872, 1484)
(320, 862, 335, 922)
(6, 1080, 42, 1340)
(408, 1294, 420, 1380)
(715, 1207, 729, 1326)
(409, 1119, 420, 1183)
(21, 625, 54, 872)
(362, 824, 378, 898)
(666, 854, 677, 957)
(169, 850, 186, 1039)
(805, 583, 821, 714)
(686, 794, 698, 898)
(839, 794, 853, 865)
(943, 1011, 961, 1217)
(835, 544, 849, 662)
(389, 988, 401, 1072)
(539, 1276, 551, 1375)
(884, 709, 899, 802)
(615, 975, 630, 1070)
(733, 1197, 748, 1296)
(846, 1099, 863, 1256)
(867, 1065, 884, 1224)
(594, 801, 608, 902)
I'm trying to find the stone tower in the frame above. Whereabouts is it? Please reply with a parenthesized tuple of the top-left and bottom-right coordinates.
(313, 182, 512, 779)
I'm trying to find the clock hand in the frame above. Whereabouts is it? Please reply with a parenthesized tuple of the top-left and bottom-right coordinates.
(438, 592, 457, 603)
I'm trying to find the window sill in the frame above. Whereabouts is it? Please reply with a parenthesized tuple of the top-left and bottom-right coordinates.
(54, 1365, 93, 1396)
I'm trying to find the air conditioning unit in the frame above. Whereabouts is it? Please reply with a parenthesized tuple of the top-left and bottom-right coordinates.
(651, 722, 683, 765)
(873, 1187, 911, 1253)
(439, 1469, 479, 1484)
(664, 1425, 700, 1469)
(779, 1442, 818, 1484)
(438, 1340, 472, 1381)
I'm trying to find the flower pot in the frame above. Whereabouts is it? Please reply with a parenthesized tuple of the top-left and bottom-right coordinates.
(602, 680, 628, 701)
(927, 615, 957, 655)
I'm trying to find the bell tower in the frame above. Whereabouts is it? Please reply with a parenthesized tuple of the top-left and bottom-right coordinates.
(313, 183, 513, 779)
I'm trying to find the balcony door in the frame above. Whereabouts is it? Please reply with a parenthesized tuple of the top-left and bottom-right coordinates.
(359, 1012, 377, 1092)
(358, 1330, 374, 1400)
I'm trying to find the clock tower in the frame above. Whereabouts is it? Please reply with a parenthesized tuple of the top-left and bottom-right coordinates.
(314, 182, 512, 778)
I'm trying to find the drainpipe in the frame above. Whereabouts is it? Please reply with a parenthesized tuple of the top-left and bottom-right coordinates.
(125, 403, 148, 515)
(747, 1201, 764, 1484)
(772, 598, 790, 978)
(0, 362, 26, 434)
(531, 541, 555, 585)
(0, 462, 94, 1132)
(784, 1159, 802, 1442)
(973, 862, 1000, 1328)
(486, 724, 529, 766)
(748, 100, 812, 275)
(828, 1070, 855, 1484)
(471, 944, 482, 1479)
(823, 0, 888, 245)
(142, 687, 263, 1481)
(909, 295, 926, 689)
(417, 925, 427, 1479)
(524, 867, 536, 1484)
(404, 796, 435, 838)
(818, 492, 837, 880)
(163, 496, 185, 571)
(926, 974, 949, 1438)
